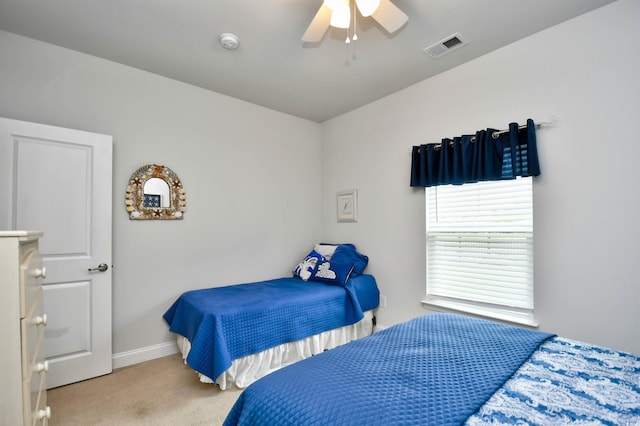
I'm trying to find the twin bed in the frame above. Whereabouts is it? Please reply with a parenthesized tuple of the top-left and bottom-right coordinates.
(164, 243, 640, 424)
(163, 243, 378, 389)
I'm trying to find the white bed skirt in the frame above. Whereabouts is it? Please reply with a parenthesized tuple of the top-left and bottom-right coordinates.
(176, 310, 375, 390)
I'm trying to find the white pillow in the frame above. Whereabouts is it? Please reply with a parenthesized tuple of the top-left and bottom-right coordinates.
(313, 243, 338, 260)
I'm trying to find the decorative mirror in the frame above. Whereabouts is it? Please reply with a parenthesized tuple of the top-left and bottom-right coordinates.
(125, 164, 186, 220)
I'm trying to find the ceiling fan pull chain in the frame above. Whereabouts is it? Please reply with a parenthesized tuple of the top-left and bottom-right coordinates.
(344, 0, 356, 44)
(352, 0, 358, 41)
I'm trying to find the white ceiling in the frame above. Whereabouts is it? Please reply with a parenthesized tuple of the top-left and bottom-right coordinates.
(0, 0, 615, 123)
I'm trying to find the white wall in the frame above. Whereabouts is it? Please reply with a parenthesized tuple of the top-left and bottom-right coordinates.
(322, 0, 640, 355)
(0, 30, 323, 357)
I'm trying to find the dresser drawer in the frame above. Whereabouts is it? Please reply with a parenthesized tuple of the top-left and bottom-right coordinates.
(21, 287, 46, 382)
(23, 372, 49, 426)
(19, 241, 44, 319)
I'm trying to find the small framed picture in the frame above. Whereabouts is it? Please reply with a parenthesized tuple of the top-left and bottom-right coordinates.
(337, 190, 357, 223)
(143, 194, 161, 208)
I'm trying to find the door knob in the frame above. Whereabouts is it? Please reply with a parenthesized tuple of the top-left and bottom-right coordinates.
(88, 263, 109, 272)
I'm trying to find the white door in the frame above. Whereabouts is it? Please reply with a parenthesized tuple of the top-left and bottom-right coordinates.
(0, 117, 113, 389)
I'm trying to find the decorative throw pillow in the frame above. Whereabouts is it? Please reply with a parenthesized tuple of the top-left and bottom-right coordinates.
(309, 259, 355, 286)
(293, 250, 325, 281)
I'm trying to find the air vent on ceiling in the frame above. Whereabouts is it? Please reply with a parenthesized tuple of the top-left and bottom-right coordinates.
(423, 33, 468, 58)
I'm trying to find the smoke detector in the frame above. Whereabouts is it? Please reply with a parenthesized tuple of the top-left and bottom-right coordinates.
(423, 33, 468, 58)
(220, 33, 239, 50)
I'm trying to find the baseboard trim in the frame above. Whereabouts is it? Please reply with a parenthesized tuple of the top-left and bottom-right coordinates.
(112, 341, 179, 369)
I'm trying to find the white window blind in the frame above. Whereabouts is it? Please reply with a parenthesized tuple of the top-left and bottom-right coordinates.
(425, 177, 534, 324)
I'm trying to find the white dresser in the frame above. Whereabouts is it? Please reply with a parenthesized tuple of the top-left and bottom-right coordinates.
(0, 231, 51, 425)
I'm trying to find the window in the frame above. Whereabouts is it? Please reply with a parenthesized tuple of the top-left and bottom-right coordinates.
(423, 177, 535, 325)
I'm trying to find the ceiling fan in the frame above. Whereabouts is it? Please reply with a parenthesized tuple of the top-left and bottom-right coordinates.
(302, 0, 409, 43)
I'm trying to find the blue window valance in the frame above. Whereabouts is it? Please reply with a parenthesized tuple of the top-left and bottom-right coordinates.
(410, 119, 540, 187)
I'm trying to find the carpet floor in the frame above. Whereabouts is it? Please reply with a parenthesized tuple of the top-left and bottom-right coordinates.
(47, 354, 243, 425)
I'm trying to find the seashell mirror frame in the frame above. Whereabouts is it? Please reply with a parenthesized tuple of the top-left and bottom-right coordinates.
(125, 164, 186, 220)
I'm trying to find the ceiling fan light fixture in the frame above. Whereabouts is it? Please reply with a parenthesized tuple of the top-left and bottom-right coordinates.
(355, 0, 380, 17)
(302, 0, 409, 43)
(329, 3, 351, 28)
(324, 0, 344, 11)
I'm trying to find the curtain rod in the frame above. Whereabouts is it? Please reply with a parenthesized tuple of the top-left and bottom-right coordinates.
(490, 117, 555, 139)
(420, 116, 556, 148)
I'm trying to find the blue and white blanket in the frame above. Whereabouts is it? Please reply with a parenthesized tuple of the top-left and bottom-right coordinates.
(163, 274, 379, 383)
(224, 313, 556, 426)
(467, 336, 640, 425)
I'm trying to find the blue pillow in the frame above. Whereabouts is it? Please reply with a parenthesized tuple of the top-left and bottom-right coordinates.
(293, 250, 325, 281)
(331, 244, 369, 276)
(309, 259, 355, 286)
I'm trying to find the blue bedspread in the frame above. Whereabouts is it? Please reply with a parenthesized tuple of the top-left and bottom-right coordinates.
(163, 274, 379, 382)
(224, 313, 555, 426)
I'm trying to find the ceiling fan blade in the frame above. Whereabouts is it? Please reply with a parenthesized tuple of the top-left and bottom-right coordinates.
(302, 3, 332, 43)
(370, 0, 408, 34)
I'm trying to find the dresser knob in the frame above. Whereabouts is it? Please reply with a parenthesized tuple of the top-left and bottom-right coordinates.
(35, 267, 47, 279)
(35, 314, 48, 326)
(36, 406, 51, 419)
(36, 360, 49, 373)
